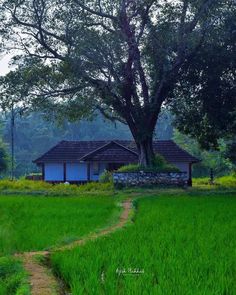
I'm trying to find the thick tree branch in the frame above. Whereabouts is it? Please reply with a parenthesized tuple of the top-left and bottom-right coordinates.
(74, 0, 116, 20)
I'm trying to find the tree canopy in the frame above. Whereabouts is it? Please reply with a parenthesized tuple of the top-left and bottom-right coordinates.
(171, 9, 236, 149)
(0, 140, 8, 174)
(0, 0, 235, 166)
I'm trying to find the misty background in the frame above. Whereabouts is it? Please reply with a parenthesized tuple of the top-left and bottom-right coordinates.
(0, 110, 232, 178)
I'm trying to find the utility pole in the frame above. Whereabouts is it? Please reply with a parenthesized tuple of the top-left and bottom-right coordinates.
(10, 104, 15, 180)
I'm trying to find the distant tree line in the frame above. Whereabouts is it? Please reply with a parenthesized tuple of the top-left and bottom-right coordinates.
(0, 110, 235, 178)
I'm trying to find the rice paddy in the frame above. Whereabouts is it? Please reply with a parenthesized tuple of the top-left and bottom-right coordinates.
(51, 193, 236, 295)
(0, 195, 119, 255)
(0, 256, 30, 295)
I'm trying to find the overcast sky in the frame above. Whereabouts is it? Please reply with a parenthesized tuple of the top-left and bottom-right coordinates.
(0, 55, 12, 76)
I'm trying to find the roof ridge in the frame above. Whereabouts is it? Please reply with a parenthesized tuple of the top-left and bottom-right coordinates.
(79, 141, 112, 161)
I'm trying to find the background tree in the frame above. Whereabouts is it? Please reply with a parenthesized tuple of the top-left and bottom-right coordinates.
(171, 8, 236, 149)
(0, 0, 235, 166)
(0, 140, 9, 175)
(173, 130, 233, 177)
(1, 110, 173, 177)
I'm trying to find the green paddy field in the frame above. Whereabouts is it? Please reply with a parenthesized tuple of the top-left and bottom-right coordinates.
(0, 179, 235, 294)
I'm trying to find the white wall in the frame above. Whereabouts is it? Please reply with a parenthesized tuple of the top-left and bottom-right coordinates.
(67, 163, 87, 181)
(45, 163, 64, 181)
(172, 162, 189, 178)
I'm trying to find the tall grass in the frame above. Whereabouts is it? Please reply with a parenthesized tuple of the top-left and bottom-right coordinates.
(0, 196, 119, 255)
(0, 257, 29, 295)
(51, 194, 236, 295)
(193, 174, 236, 187)
(0, 179, 114, 196)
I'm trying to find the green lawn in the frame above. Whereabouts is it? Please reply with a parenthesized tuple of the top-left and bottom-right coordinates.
(51, 193, 236, 295)
(0, 195, 119, 255)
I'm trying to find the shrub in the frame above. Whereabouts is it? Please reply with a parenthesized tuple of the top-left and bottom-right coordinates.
(117, 164, 140, 173)
(117, 154, 179, 173)
(99, 170, 113, 183)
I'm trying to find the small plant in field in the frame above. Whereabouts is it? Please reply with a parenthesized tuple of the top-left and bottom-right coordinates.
(99, 170, 113, 184)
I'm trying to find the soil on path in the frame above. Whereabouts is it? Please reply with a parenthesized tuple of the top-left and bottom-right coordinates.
(17, 199, 132, 295)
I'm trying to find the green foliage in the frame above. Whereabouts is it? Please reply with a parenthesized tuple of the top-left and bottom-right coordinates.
(51, 194, 236, 294)
(117, 164, 140, 172)
(0, 257, 29, 295)
(0, 195, 118, 255)
(0, 140, 9, 174)
(117, 154, 179, 173)
(170, 9, 236, 149)
(1, 0, 234, 167)
(173, 130, 233, 177)
(99, 170, 113, 184)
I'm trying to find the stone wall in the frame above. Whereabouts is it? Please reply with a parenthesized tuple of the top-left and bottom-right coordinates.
(113, 172, 188, 187)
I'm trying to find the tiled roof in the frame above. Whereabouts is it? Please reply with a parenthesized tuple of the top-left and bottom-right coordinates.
(34, 140, 199, 164)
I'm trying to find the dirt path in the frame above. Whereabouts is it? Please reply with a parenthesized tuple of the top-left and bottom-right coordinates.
(18, 199, 132, 295)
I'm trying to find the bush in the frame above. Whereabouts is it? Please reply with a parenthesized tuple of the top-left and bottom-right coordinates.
(99, 170, 113, 183)
(117, 154, 179, 173)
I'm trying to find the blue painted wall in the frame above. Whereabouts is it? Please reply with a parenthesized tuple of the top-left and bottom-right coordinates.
(44, 162, 107, 181)
(67, 163, 87, 181)
(45, 163, 64, 181)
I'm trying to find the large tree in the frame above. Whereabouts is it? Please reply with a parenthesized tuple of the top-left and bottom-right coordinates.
(0, 0, 234, 166)
(0, 139, 8, 174)
(170, 9, 236, 149)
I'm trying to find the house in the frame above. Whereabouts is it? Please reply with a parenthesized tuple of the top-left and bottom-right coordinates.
(33, 140, 199, 185)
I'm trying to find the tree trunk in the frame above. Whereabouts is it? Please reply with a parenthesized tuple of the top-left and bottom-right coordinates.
(136, 137, 155, 167)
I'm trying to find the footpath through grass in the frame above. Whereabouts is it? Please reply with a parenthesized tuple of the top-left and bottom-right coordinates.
(0, 195, 119, 255)
(51, 191, 236, 295)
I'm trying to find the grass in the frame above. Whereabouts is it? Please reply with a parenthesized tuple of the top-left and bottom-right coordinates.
(0, 179, 114, 196)
(0, 256, 29, 295)
(0, 195, 119, 255)
(193, 174, 236, 187)
(51, 191, 236, 295)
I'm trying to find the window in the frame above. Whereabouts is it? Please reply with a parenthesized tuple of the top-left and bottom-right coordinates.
(93, 162, 100, 175)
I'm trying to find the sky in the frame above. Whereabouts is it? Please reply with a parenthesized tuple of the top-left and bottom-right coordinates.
(0, 55, 12, 76)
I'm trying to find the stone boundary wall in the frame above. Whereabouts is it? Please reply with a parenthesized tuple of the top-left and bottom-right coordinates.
(113, 172, 188, 187)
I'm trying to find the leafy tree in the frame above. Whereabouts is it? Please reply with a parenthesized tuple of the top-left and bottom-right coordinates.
(173, 130, 233, 177)
(224, 140, 236, 172)
(0, 140, 9, 175)
(171, 9, 236, 149)
(0, 0, 234, 166)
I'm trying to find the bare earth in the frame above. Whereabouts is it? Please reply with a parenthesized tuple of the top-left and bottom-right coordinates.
(17, 199, 132, 295)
